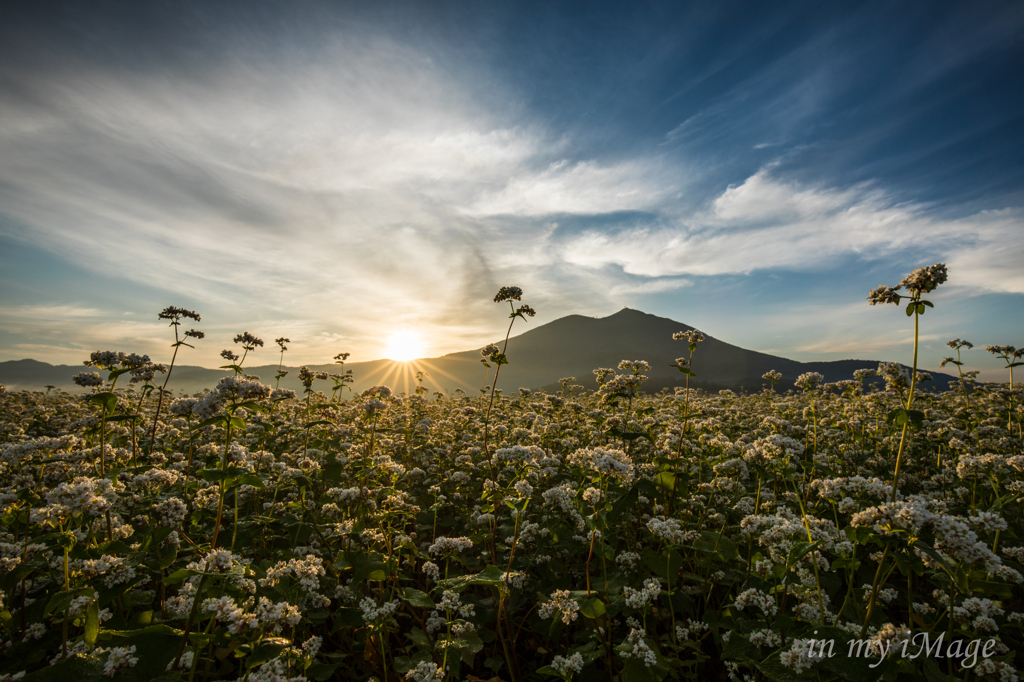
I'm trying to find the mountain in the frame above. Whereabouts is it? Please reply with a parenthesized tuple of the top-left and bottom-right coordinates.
(0, 308, 955, 396)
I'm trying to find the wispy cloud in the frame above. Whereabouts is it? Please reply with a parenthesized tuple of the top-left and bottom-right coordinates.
(0, 35, 549, 362)
(556, 168, 1024, 293)
(466, 158, 680, 217)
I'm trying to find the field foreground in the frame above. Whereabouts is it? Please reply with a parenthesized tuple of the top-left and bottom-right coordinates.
(0, 359, 1021, 682)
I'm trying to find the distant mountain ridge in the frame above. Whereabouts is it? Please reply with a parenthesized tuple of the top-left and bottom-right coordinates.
(0, 308, 954, 395)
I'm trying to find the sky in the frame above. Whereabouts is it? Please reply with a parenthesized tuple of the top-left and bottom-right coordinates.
(1, 0, 1022, 381)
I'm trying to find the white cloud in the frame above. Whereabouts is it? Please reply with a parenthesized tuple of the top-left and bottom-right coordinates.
(557, 168, 1024, 292)
(466, 158, 679, 217)
(609, 278, 692, 295)
(943, 209, 1024, 294)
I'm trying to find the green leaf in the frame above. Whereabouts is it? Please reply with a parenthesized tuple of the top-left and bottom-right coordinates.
(670, 365, 696, 377)
(972, 579, 1013, 600)
(84, 600, 100, 646)
(162, 568, 200, 585)
(194, 414, 228, 429)
(407, 627, 431, 648)
(654, 471, 676, 492)
(402, 588, 436, 609)
(157, 543, 177, 569)
(886, 408, 908, 426)
(88, 392, 118, 415)
(123, 591, 156, 609)
(332, 607, 363, 631)
(787, 540, 820, 567)
(27, 625, 182, 682)
(232, 400, 269, 413)
(198, 468, 229, 482)
(44, 587, 94, 617)
(306, 663, 341, 681)
(698, 530, 739, 561)
(906, 410, 925, 429)
(912, 542, 955, 577)
(620, 656, 661, 682)
(323, 455, 345, 484)
(608, 486, 639, 523)
(905, 302, 916, 316)
(246, 640, 289, 668)
(469, 565, 506, 587)
(894, 551, 913, 576)
(580, 597, 606, 619)
(349, 553, 389, 583)
(233, 473, 265, 489)
(642, 548, 683, 580)
(98, 539, 131, 555)
(831, 558, 862, 571)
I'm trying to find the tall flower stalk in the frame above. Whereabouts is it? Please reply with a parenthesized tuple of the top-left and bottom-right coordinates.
(481, 286, 536, 460)
(274, 337, 290, 389)
(987, 344, 1023, 389)
(329, 352, 353, 401)
(861, 262, 947, 637)
(480, 286, 535, 571)
(671, 330, 704, 458)
(221, 332, 264, 376)
(670, 330, 703, 512)
(149, 307, 203, 457)
(941, 339, 976, 408)
(987, 345, 1023, 436)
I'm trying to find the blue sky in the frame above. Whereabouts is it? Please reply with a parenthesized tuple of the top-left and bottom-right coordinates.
(1, 1, 1022, 380)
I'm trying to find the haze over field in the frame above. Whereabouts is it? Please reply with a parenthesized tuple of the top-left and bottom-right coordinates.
(0, 1, 1022, 380)
(0, 308, 959, 395)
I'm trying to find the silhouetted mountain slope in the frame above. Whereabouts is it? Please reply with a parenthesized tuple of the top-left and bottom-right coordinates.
(0, 308, 955, 395)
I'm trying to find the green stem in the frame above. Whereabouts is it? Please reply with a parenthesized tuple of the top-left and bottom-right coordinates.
(211, 420, 233, 549)
(890, 306, 920, 502)
(483, 306, 517, 460)
(62, 545, 69, 659)
(149, 329, 182, 457)
(173, 575, 208, 670)
(860, 546, 890, 639)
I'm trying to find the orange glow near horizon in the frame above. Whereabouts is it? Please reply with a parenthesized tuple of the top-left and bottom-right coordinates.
(355, 356, 477, 397)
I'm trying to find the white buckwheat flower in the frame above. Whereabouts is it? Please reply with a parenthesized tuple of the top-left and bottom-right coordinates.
(551, 651, 585, 676)
(538, 590, 579, 625)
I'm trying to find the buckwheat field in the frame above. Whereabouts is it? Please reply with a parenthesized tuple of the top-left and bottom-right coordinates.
(0, 266, 1021, 682)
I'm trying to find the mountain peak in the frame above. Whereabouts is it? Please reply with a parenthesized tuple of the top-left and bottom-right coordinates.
(602, 307, 693, 329)
(0, 308, 956, 394)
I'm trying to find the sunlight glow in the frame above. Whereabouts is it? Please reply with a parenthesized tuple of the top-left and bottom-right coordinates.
(382, 330, 426, 362)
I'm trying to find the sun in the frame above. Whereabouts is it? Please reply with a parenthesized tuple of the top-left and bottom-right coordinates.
(382, 330, 426, 362)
